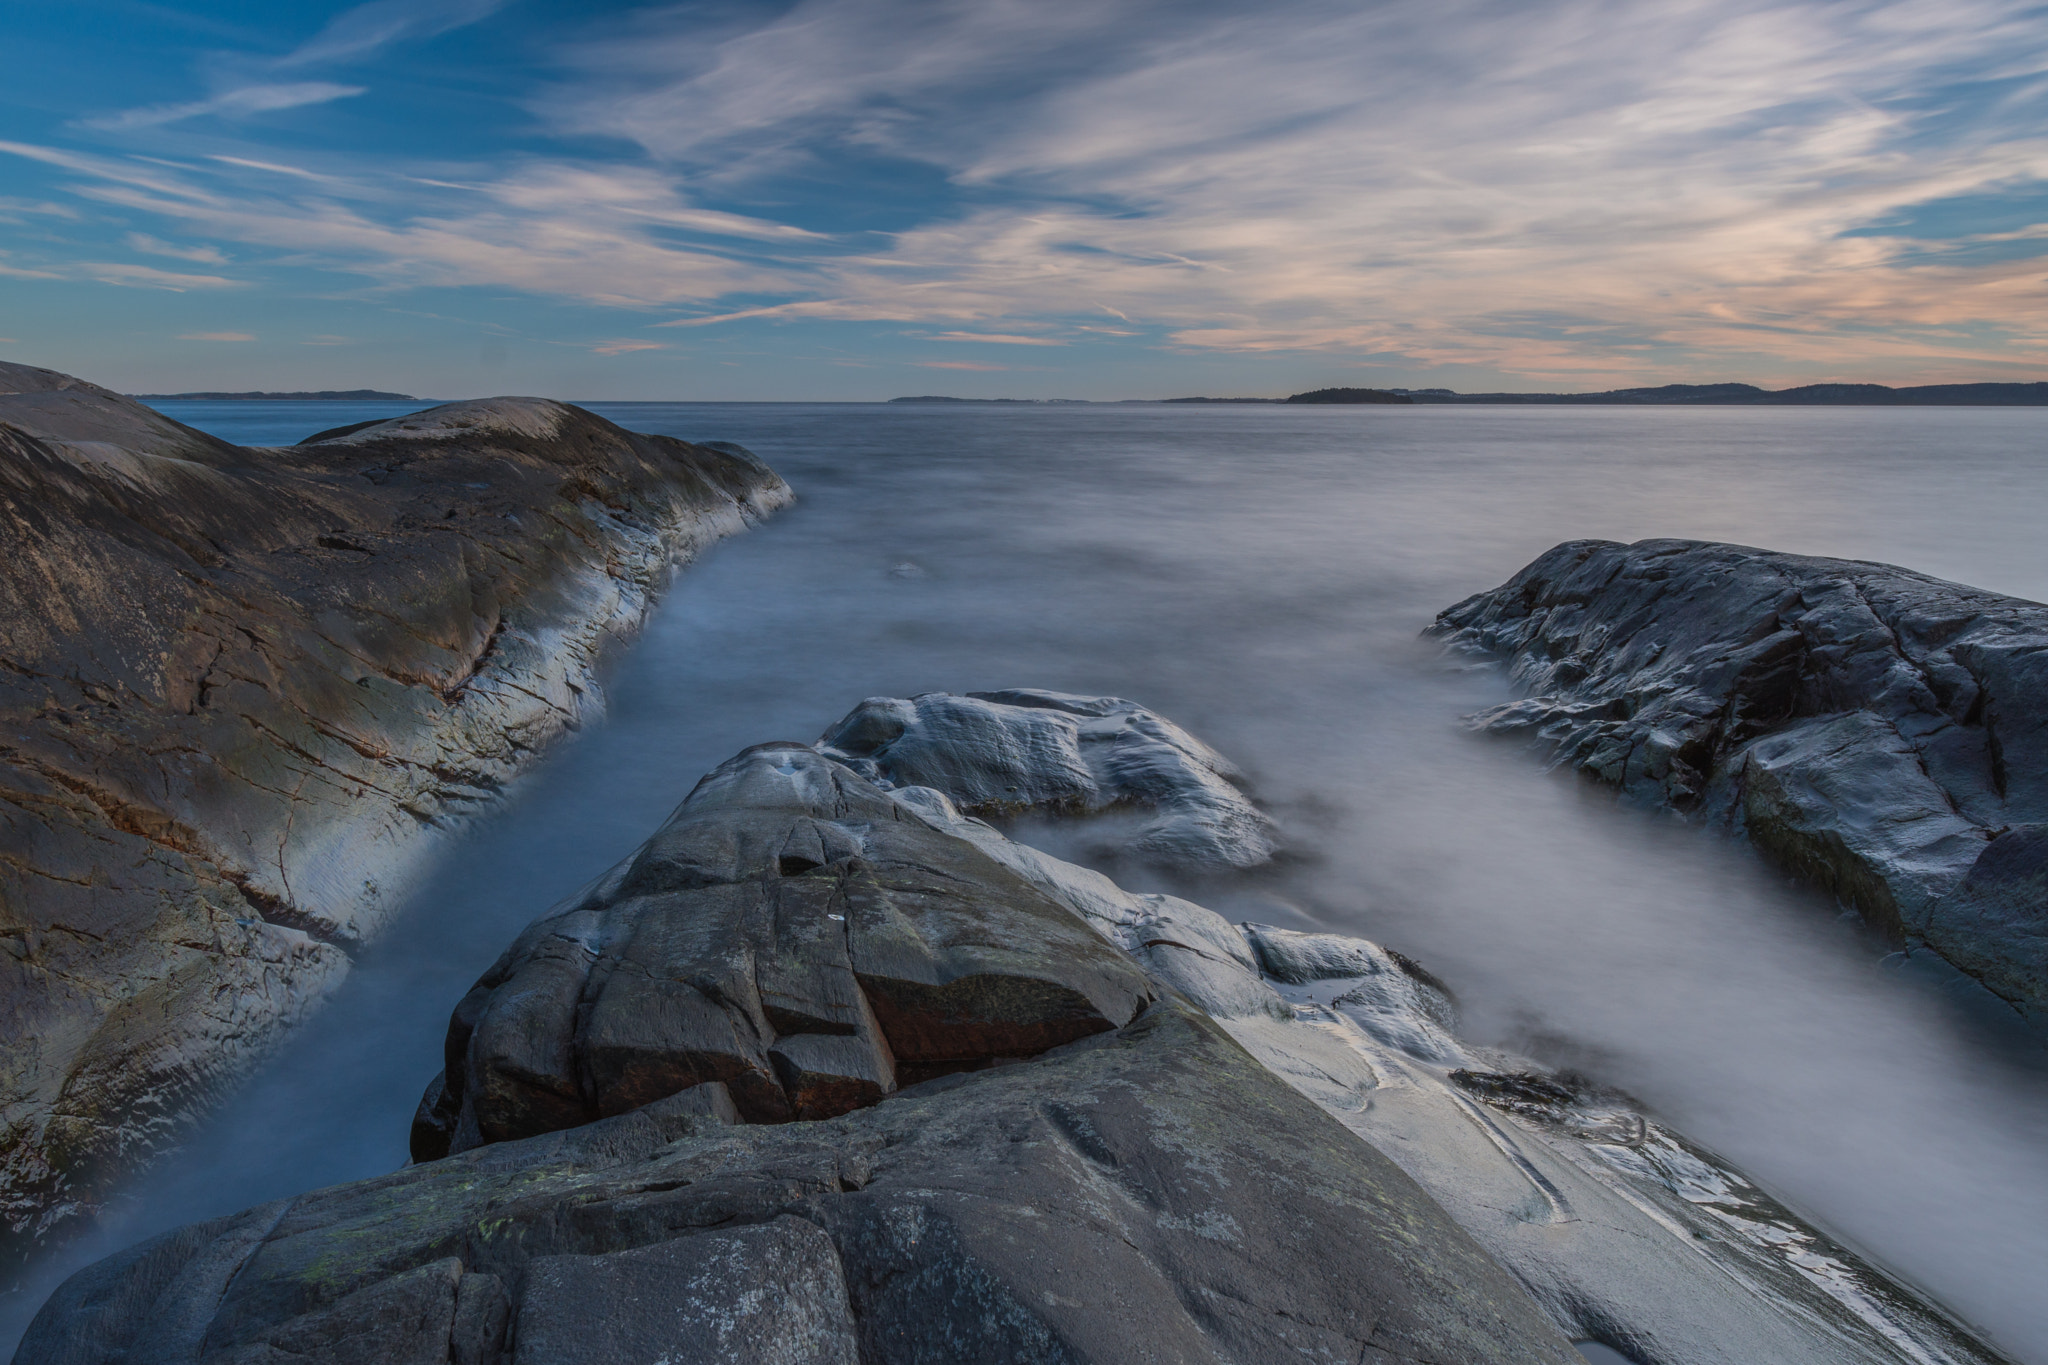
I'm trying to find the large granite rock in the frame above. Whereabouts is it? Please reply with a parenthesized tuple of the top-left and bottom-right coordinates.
(890, 756, 2012, 1365)
(22, 743, 1579, 1365)
(20, 1010, 1584, 1365)
(0, 363, 790, 1273)
(15, 694, 2014, 1365)
(1430, 538, 2048, 1016)
(410, 742, 1157, 1156)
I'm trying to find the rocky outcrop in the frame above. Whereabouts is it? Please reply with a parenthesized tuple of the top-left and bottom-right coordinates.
(0, 362, 790, 1273)
(408, 741, 1157, 1156)
(25, 1008, 1586, 1365)
(885, 724, 2012, 1365)
(24, 741, 1580, 1365)
(817, 689, 1276, 867)
(21, 691, 2017, 1365)
(1427, 539, 2048, 1017)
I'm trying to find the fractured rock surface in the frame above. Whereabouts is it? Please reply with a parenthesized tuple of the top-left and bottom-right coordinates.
(0, 362, 790, 1270)
(411, 742, 1155, 1156)
(899, 783, 2014, 1365)
(30, 938, 1578, 1361)
(1431, 538, 2048, 1015)
(16, 692, 2016, 1365)
(819, 688, 1276, 867)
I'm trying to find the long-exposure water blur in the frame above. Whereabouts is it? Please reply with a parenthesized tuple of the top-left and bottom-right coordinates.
(8, 400, 2045, 1360)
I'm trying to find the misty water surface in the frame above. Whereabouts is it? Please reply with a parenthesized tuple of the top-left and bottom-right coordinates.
(9, 401, 2047, 1360)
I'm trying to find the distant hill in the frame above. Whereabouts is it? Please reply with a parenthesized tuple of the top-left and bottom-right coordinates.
(886, 395, 1090, 404)
(1390, 382, 2048, 405)
(132, 389, 420, 401)
(1285, 388, 1413, 404)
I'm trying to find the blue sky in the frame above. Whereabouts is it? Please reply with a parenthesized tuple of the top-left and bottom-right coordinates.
(2, 0, 2046, 399)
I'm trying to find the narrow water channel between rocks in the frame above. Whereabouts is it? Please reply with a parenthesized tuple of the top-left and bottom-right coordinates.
(11, 401, 2048, 1360)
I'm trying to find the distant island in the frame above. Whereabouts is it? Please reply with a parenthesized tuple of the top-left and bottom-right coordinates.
(1284, 388, 1411, 404)
(887, 395, 1090, 404)
(895, 381, 2048, 406)
(131, 389, 420, 401)
(1391, 381, 2048, 405)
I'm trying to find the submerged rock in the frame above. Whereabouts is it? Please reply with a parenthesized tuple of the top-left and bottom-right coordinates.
(16, 691, 2014, 1365)
(1430, 538, 2048, 1017)
(0, 362, 790, 1271)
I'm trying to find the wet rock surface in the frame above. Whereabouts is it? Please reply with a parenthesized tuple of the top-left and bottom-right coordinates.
(1430, 538, 2048, 1016)
(15, 692, 2018, 1365)
(0, 362, 790, 1271)
(818, 689, 1276, 868)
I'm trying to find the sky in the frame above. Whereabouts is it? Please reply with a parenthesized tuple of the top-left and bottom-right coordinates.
(2, 0, 2046, 400)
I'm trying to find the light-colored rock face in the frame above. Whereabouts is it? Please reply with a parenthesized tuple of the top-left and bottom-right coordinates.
(818, 688, 1277, 868)
(310, 398, 566, 446)
(0, 367, 792, 1278)
(1429, 538, 2048, 1017)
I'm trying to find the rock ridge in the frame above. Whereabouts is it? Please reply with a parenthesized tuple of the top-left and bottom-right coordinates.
(0, 362, 791, 1273)
(1428, 538, 2048, 1017)
(15, 690, 2015, 1365)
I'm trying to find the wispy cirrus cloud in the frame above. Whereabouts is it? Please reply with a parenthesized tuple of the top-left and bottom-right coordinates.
(126, 233, 228, 264)
(89, 82, 367, 131)
(86, 0, 506, 131)
(929, 332, 1066, 345)
(276, 0, 509, 68)
(532, 0, 2048, 381)
(13, 0, 2048, 385)
(84, 262, 243, 291)
(178, 331, 255, 341)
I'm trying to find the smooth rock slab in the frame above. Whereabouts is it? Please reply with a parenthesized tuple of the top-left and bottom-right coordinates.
(819, 690, 1277, 868)
(19, 1004, 1582, 1365)
(512, 1218, 857, 1365)
(886, 739, 2014, 1365)
(1429, 538, 2048, 1013)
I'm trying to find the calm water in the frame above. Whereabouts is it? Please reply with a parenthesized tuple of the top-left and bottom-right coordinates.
(11, 401, 2048, 1358)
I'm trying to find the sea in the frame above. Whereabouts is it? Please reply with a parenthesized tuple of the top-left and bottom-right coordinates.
(9, 399, 2048, 1361)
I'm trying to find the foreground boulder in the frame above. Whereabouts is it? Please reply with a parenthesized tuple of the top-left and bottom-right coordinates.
(1431, 539, 2048, 1016)
(0, 363, 789, 1272)
(17, 695, 2013, 1365)
(410, 742, 1156, 1154)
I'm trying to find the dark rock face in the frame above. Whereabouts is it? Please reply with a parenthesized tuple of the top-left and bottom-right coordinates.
(0, 363, 790, 1270)
(24, 1007, 1582, 1365)
(411, 743, 1156, 1159)
(1429, 538, 2048, 1012)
